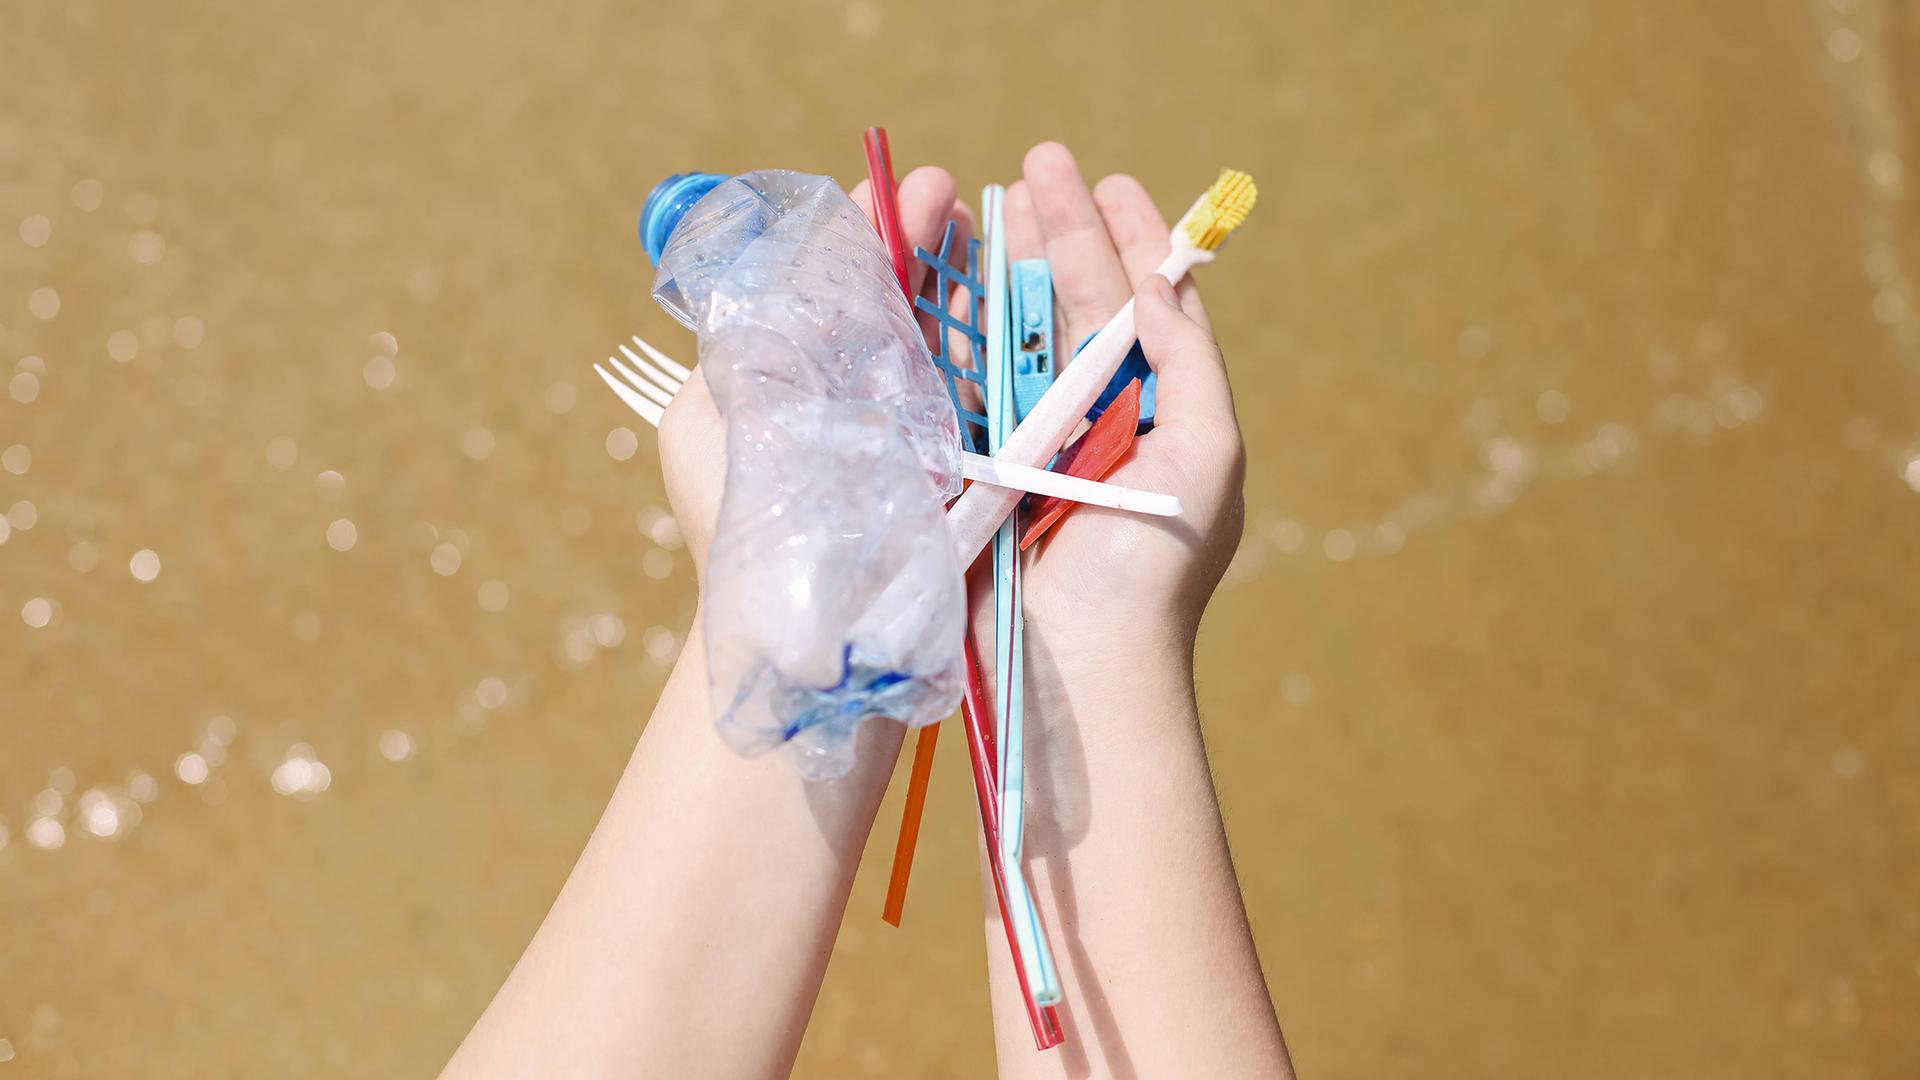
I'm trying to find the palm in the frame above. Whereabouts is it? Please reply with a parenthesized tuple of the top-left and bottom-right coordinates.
(993, 143, 1246, 634)
(1022, 425, 1244, 622)
(662, 145, 1245, 658)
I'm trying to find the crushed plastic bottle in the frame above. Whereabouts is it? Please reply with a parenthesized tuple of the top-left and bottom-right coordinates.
(647, 170, 965, 780)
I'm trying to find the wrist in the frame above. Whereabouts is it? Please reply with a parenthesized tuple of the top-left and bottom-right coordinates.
(1021, 586, 1197, 690)
(638, 613, 708, 742)
(1020, 616, 1199, 758)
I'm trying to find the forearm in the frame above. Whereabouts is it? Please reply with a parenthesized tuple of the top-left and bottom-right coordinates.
(444, 614, 902, 1078)
(984, 632, 1293, 1079)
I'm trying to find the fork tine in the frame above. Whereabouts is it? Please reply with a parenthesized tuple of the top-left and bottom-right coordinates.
(607, 352, 677, 408)
(594, 363, 665, 428)
(631, 335, 693, 383)
(616, 345, 685, 397)
(618, 340, 687, 390)
(618, 343, 687, 395)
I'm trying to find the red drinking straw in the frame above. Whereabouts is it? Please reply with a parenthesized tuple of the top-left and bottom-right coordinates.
(863, 127, 913, 295)
(870, 123, 951, 930)
(960, 631, 1065, 1049)
(863, 126, 1061, 1049)
(868, 124, 947, 929)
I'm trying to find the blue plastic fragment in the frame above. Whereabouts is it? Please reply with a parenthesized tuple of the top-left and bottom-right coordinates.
(1080, 331, 1157, 433)
(771, 643, 917, 743)
(914, 220, 989, 454)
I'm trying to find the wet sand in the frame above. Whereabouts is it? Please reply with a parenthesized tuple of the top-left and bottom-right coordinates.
(1, 0, 1916, 1075)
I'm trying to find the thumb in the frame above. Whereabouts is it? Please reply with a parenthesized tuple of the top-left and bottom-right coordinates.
(1135, 274, 1235, 433)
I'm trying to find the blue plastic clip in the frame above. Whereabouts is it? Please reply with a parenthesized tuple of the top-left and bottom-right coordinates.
(1009, 260, 1054, 423)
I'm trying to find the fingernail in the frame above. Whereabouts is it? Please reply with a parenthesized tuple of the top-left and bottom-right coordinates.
(1152, 275, 1177, 305)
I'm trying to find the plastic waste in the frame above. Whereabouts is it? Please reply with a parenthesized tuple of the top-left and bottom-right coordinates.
(646, 170, 965, 779)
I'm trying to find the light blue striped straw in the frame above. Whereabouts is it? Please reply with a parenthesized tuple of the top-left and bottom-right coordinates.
(983, 182, 1060, 1008)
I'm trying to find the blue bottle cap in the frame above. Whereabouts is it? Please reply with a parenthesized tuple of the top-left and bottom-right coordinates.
(638, 172, 728, 266)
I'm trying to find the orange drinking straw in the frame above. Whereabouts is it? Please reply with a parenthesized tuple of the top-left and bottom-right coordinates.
(881, 720, 938, 925)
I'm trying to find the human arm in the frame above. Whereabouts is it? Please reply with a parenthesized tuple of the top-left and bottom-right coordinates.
(440, 614, 903, 1079)
(979, 142, 1295, 1079)
(441, 166, 969, 1079)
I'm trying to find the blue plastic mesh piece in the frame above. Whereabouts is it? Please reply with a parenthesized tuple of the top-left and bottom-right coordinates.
(914, 220, 988, 455)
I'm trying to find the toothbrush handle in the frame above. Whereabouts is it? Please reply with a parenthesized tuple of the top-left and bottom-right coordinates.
(947, 244, 1204, 565)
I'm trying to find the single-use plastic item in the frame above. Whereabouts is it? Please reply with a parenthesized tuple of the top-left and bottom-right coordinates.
(1010, 259, 1055, 422)
(640, 172, 727, 264)
(647, 170, 966, 779)
(914, 220, 990, 454)
(861, 128, 912, 295)
(959, 631, 1064, 1049)
(945, 168, 1257, 569)
(1022, 379, 1143, 550)
(869, 126, 947, 930)
(1085, 335, 1156, 432)
(984, 185, 1062, 1008)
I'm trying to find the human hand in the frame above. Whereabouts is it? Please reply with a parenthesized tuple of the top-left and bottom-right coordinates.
(994, 142, 1248, 674)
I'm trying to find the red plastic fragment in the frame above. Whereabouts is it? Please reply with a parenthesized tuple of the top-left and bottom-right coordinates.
(1019, 379, 1141, 550)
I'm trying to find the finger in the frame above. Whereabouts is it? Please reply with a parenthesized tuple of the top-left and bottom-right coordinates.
(1002, 181, 1044, 264)
(1091, 174, 1169, 283)
(948, 199, 977, 250)
(847, 176, 875, 232)
(1093, 173, 1213, 333)
(893, 166, 957, 298)
(1133, 274, 1235, 435)
(656, 366, 727, 562)
(1022, 142, 1132, 351)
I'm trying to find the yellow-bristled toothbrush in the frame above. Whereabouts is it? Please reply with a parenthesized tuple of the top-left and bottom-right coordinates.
(944, 169, 1257, 565)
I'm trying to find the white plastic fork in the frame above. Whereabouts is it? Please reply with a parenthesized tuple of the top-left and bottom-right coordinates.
(596, 334, 1184, 518)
